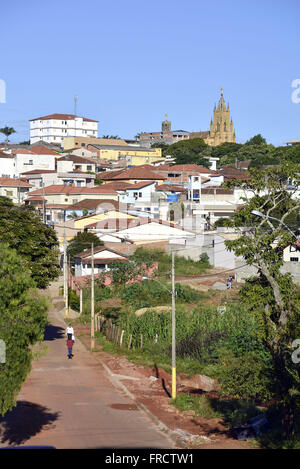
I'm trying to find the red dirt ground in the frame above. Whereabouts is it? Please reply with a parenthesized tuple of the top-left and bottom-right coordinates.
(75, 323, 254, 450)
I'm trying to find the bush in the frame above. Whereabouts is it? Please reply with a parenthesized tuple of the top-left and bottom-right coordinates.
(215, 348, 273, 401)
(68, 288, 80, 311)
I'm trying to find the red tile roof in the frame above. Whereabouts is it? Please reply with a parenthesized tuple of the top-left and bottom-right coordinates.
(30, 113, 98, 123)
(104, 166, 166, 181)
(12, 145, 58, 156)
(58, 155, 96, 164)
(154, 163, 219, 175)
(75, 246, 129, 260)
(0, 177, 33, 187)
(27, 184, 118, 196)
(21, 169, 56, 175)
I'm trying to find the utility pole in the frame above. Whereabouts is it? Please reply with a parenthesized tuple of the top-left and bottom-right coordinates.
(63, 226, 68, 319)
(171, 250, 176, 400)
(42, 182, 46, 224)
(91, 243, 95, 350)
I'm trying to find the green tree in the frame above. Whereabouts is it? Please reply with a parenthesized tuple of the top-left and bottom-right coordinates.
(0, 244, 49, 415)
(166, 138, 211, 166)
(245, 134, 267, 146)
(67, 231, 103, 266)
(0, 126, 16, 144)
(0, 197, 60, 289)
(222, 163, 300, 437)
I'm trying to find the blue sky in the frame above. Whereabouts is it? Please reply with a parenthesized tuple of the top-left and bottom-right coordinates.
(0, 0, 299, 145)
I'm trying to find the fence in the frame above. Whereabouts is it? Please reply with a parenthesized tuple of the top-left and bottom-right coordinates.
(94, 316, 159, 350)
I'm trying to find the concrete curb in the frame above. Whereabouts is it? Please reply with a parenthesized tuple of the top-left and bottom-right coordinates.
(55, 306, 186, 449)
(99, 361, 186, 449)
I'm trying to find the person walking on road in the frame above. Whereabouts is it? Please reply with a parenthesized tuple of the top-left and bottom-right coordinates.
(66, 325, 75, 341)
(66, 336, 74, 359)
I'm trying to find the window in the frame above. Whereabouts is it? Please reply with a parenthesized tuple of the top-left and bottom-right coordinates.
(6, 190, 13, 197)
(87, 165, 92, 171)
(139, 192, 142, 197)
(290, 257, 299, 262)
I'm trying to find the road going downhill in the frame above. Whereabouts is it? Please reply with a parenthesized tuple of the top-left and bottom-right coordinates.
(0, 281, 175, 449)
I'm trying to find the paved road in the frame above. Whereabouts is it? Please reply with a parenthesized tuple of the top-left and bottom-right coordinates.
(0, 282, 175, 449)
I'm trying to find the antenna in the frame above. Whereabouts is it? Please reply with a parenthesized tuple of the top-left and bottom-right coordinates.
(74, 95, 78, 116)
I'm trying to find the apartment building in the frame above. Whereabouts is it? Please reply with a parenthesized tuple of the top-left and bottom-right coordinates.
(30, 113, 98, 145)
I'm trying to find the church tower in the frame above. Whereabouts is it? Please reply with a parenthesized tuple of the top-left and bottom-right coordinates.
(161, 113, 171, 132)
(206, 89, 236, 146)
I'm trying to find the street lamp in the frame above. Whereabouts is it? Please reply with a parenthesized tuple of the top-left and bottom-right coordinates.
(251, 210, 298, 240)
(142, 250, 176, 400)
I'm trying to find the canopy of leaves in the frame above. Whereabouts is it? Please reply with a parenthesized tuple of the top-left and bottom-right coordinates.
(0, 244, 49, 415)
(165, 138, 211, 167)
(67, 231, 103, 265)
(0, 197, 60, 288)
(220, 163, 300, 433)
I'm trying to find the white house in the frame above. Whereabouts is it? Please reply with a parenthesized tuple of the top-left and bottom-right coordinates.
(90, 217, 196, 244)
(21, 170, 95, 189)
(117, 181, 156, 205)
(30, 113, 98, 145)
(57, 155, 97, 173)
(0, 177, 33, 204)
(12, 148, 56, 176)
(74, 247, 128, 276)
(0, 151, 16, 178)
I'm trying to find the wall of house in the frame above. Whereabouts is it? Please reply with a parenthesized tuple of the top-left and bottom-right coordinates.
(119, 183, 156, 204)
(0, 157, 15, 178)
(15, 154, 56, 175)
(73, 210, 136, 230)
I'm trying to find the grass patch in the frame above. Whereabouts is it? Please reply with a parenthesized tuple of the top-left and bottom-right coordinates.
(171, 393, 263, 428)
(31, 342, 49, 360)
(132, 247, 211, 277)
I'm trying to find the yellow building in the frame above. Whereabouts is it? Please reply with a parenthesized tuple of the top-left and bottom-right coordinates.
(190, 89, 236, 146)
(87, 143, 163, 166)
(63, 136, 129, 150)
(73, 210, 136, 231)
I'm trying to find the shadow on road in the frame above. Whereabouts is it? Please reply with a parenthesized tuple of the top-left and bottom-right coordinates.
(44, 324, 65, 341)
(0, 401, 60, 446)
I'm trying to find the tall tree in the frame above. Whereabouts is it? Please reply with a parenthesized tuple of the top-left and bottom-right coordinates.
(67, 231, 103, 266)
(166, 138, 211, 167)
(223, 163, 300, 437)
(0, 244, 49, 416)
(0, 197, 60, 289)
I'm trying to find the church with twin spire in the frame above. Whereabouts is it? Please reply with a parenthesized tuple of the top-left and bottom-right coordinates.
(189, 88, 236, 145)
(139, 89, 236, 147)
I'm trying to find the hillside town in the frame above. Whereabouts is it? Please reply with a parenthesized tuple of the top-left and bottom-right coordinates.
(0, 0, 300, 454)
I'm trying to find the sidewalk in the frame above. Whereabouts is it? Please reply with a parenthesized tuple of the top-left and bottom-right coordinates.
(0, 281, 176, 449)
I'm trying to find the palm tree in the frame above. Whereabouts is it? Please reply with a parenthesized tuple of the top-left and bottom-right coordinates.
(0, 126, 16, 145)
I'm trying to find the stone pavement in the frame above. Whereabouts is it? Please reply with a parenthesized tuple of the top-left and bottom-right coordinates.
(0, 281, 176, 449)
